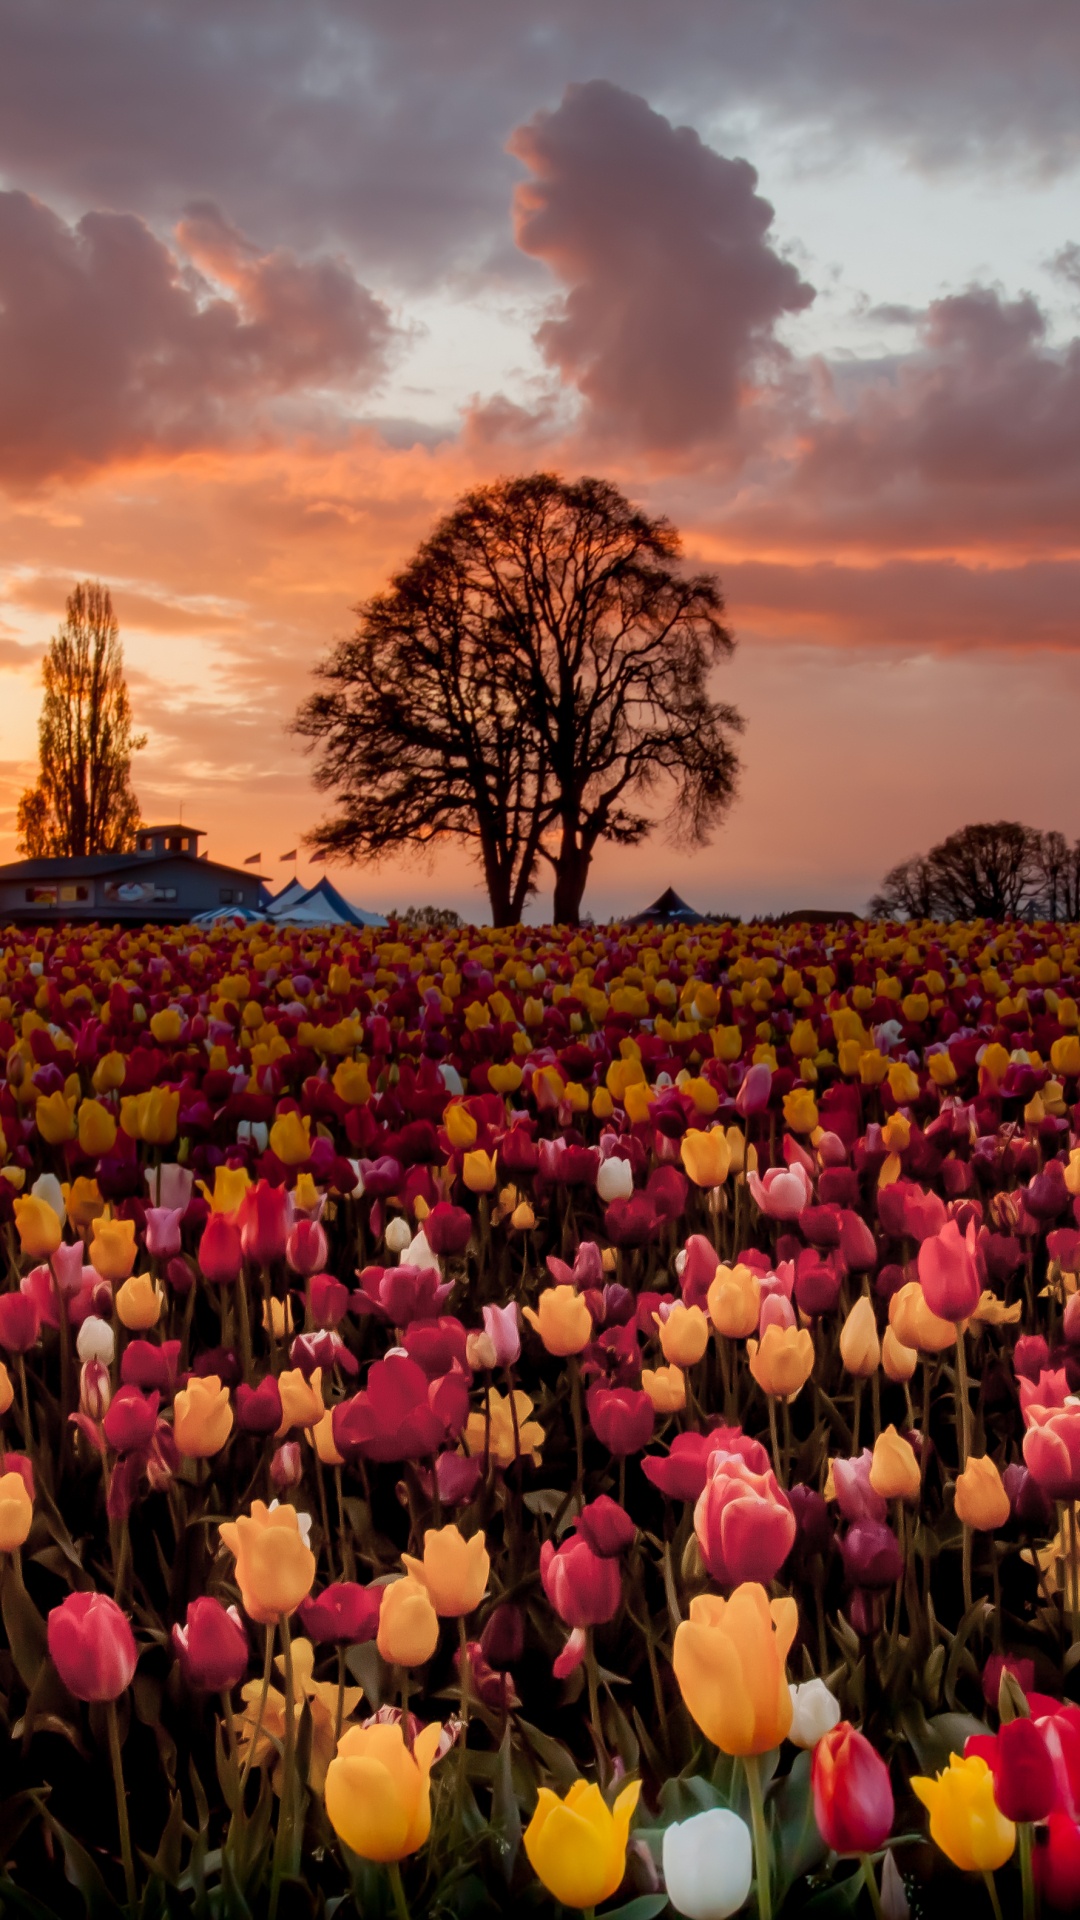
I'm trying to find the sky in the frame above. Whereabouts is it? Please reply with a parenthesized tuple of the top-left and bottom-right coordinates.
(1, 0, 1079, 923)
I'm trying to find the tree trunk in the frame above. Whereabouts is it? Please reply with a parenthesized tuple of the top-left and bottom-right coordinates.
(552, 842, 591, 924)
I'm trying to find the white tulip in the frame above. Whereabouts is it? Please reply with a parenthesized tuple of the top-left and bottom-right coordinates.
(663, 1808, 753, 1920)
(77, 1316, 115, 1367)
(596, 1156, 634, 1203)
(439, 1063, 465, 1097)
(31, 1172, 66, 1228)
(788, 1678, 842, 1749)
(146, 1162, 196, 1210)
(406, 1229, 436, 1268)
(384, 1216, 412, 1254)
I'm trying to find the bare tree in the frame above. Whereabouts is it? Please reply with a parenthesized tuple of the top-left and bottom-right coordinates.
(295, 473, 743, 924)
(868, 854, 938, 920)
(17, 582, 144, 857)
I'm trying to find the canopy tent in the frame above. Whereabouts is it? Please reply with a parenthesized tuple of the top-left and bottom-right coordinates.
(264, 877, 387, 928)
(627, 886, 704, 925)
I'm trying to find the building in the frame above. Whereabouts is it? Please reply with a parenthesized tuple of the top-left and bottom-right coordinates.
(0, 826, 270, 925)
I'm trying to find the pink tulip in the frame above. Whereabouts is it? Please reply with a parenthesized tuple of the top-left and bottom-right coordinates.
(917, 1219, 982, 1321)
(48, 1592, 137, 1701)
(748, 1163, 812, 1220)
(694, 1449, 795, 1584)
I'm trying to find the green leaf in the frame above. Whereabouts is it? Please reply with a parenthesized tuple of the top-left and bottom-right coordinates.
(517, 1719, 581, 1793)
(43, 1811, 124, 1919)
(599, 1899, 669, 1920)
(1, 1560, 48, 1690)
(771, 1748, 828, 1892)
(489, 1721, 522, 1886)
(801, 1863, 867, 1914)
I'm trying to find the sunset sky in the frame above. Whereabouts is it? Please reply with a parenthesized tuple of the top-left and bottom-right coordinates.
(1, 2, 1079, 922)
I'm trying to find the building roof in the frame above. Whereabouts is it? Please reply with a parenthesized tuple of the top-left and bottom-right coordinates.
(265, 876, 387, 928)
(0, 849, 267, 884)
(627, 885, 703, 924)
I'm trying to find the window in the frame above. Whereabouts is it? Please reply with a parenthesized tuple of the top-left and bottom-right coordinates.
(59, 884, 89, 903)
(167, 837, 181, 851)
(139, 834, 154, 852)
(153, 887, 178, 903)
(219, 889, 235, 904)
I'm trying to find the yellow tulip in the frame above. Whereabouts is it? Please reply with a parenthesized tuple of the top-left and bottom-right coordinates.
(276, 1366, 323, 1433)
(120, 1088, 179, 1145)
(149, 1007, 184, 1045)
(35, 1090, 77, 1145)
(311, 1407, 344, 1467)
(173, 1374, 233, 1455)
(77, 1098, 117, 1158)
(673, 1582, 797, 1756)
(325, 1720, 444, 1862)
(401, 1524, 490, 1617)
(882, 1325, 918, 1383)
(462, 1149, 497, 1193)
(954, 1455, 1011, 1531)
(747, 1324, 814, 1402)
(782, 1087, 819, 1134)
(525, 1779, 641, 1911)
(679, 1128, 731, 1189)
(641, 1364, 686, 1413)
(656, 1301, 710, 1367)
(463, 1388, 544, 1467)
(889, 1280, 958, 1355)
(13, 1195, 62, 1259)
(0, 1362, 13, 1418)
(376, 1575, 440, 1666)
(522, 1286, 592, 1356)
(839, 1296, 880, 1378)
(115, 1271, 165, 1330)
(269, 1110, 311, 1166)
(707, 1263, 759, 1340)
(445, 1103, 478, 1150)
(92, 1050, 126, 1094)
(869, 1426, 921, 1504)
(219, 1499, 316, 1623)
(89, 1215, 137, 1282)
(203, 1164, 252, 1214)
(332, 1059, 371, 1106)
(912, 1753, 1015, 1872)
(0, 1469, 33, 1551)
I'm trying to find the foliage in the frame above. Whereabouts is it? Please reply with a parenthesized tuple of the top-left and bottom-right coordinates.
(870, 818, 1080, 921)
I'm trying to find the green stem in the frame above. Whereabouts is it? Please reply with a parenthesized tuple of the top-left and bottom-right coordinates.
(767, 1395, 785, 1488)
(387, 1860, 410, 1920)
(982, 1868, 1004, 1920)
(963, 1523, 974, 1616)
(105, 1698, 137, 1912)
(861, 1856, 884, 1920)
(743, 1751, 772, 1920)
(955, 1328, 970, 1469)
(334, 1645, 347, 1746)
(1018, 1823, 1035, 1920)
(570, 1356, 584, 1500)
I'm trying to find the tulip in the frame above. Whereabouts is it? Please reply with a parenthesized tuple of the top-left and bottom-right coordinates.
(839, 1296, 880, 1378)
(541, 1535, 622, 1628)
(680, 1128, 731, 1188)
(269, 1110, 311, 1166)
(576, 1495, 635, 1558)
(888, 1280, 957, 1354)
(707, 1263, 760, 1339)
(238, 1180, 292, 1265)
(298, 1581, 382, 1645)
(966, 1719, 1057, 1824)
(882, 1325, 918, 1383)
(276, 1366, 324, 1434)
(47, 1591, 138, 1701)
(325, 1720, 444, 1862)
(77, 1315, 114, 1368)
(376, 1574, 440, 1666)
(525, 1778, 640, 1910)
(402, 1524, 490, 1617)
(77, 1098, 117, 1158)
(955, 1455, 1011, 1530)
(204, 1164, 251, 1215)
(918, 1220, 982, 1322)
(748, 1162, 812, 1220)
(173, 1375, 233, 1457)
(172, 1597, 249, 1691)
(463, 1387, 545, 1467)
(115, 1272, 165, 1330)
(218, 1500, 316, 1623)
(869, 1426, 921, 1504)
(522, 1285, 592, 1356)
(912, 1753, 1016, 1872)
(656, 1301, 710, 1367)
(145, 1206, 183, 1259)
(841, 1521, 903, 1592)
(235, 1376, 284, 1435)
(788, 1678, 842, 1749)
(662, 1807, 753, 1920)
(1023, 1405, 1080, 1499)
(36, 1090, 76, 1145)
(747, 1324, 814, 1402)
(0, 1291, 40, 1353)
(1038, 1810, 1080, 1912)
(812, 1721, 894, 1852)
(672, 1581, 797, 1756)
(0, 1468, 33, 1551)
(694, 1450, 796, 1585)
(13, 1195, 62, 1260)
(462, 1149, 497, 1193)
(596, 1155, 634, 1203)
(586, 1382, 654, 1455)
(89, 1216, 137, 1283)
(198, 1212, 243, 1283)
(642, 1363, 687, 1412)
(102, 1386, 159, 1454)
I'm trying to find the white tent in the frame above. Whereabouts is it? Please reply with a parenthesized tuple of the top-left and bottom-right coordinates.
(264, 876, 386, 928)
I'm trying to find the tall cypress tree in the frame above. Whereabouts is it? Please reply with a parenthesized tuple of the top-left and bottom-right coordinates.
(17, 582, 145, 857)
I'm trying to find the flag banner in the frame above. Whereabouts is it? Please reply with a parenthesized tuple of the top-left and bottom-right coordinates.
(244, 853, 261, 865)
(310, 849, 326, 862)
(280, 849, 297, 862)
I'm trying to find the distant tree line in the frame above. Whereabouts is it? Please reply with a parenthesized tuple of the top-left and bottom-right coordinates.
(870, 820, 1080, 921)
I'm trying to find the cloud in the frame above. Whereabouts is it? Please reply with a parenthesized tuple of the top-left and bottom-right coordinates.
(0, 190, 398, 484)
(508, 81, 814, 450)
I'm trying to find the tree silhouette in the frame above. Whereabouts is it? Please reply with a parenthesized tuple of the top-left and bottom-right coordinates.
(17, 582, 144, 857)
(870, 820, 1077, 920)
(295, 473, 742, 924)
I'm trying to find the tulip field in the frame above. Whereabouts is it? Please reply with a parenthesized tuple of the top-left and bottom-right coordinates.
(7, 916, 1080, 1920)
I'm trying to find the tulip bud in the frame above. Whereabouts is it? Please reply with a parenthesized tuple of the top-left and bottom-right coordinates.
(662, 1808, 753, 1920)
(80, 1358, 111, 1419)
(840, 1295, 881, 1378)
(882, 1325, 918, 1383)
(384, 1216, 412, 1254)
(270, 1441, 303, 1492)
(788, 1677, 842, 1749)
(76, 1315, 115, 1367)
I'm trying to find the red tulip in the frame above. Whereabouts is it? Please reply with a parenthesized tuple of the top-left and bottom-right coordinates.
(1038, 1812, 1080, 1912)
(198, 1213, 242, 1284)
(102, 1386, 160, 1454)
(333, 1354, 465, 1463)
(286, 1218, 328, 1276)
(235, 1377, 285, 1435)
(540, 1536, 621, 1629)
(308, 1273, 351, 1326)
(0, 1291, 40, 1353)
(238, 1180, 291, 1265)
(575, 1496, 636, 1558)
(694, 1449, 796, 1585)
(48, 1591, 137, 1702)
(812, 1722, 894, 1853)
(1024, 1405, 1080, 1499)
(298, 1581, 383, 1645)
(172, 1597, 249, 1691)
(121, 1338, 181, 1393)
(423, 1202, 474, 1255)
(586, 1382, 654, 1456)
(965, 1718, 1057, 1823)
(917, 1220, 981, 1321)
